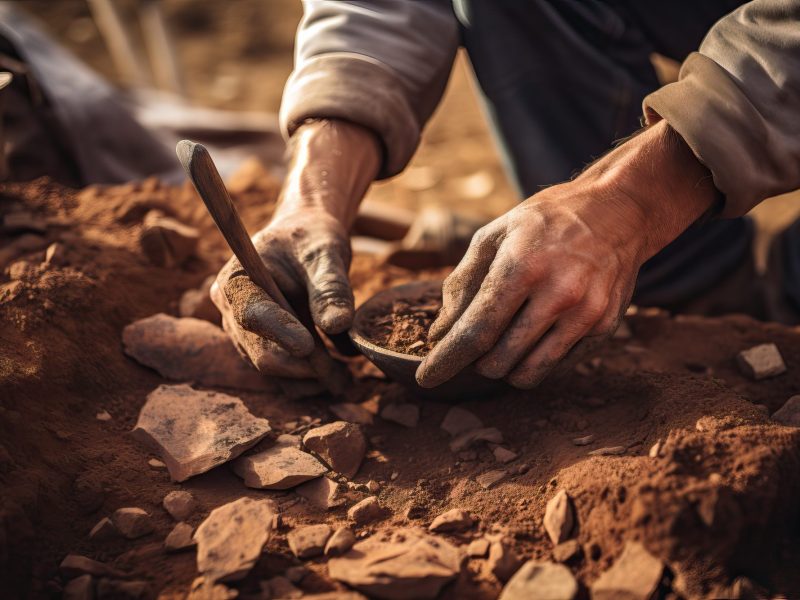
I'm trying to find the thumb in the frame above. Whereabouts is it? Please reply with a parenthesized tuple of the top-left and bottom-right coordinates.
(301, 241, 354, 334)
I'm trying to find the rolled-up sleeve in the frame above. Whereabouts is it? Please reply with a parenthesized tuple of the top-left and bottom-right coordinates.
(643, 0, 800, 218)
(280, 0, 460, 178)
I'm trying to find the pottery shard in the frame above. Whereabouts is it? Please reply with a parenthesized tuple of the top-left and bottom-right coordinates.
(287, 524, 332, 559)
(428, 508, 474, 533)
(499, 560, 578, 600)
(165, 522, 196, 552)
(123, 314, 270, 391)
(772, 395, 800, 427)
(233, 438, 327, 490)
(330, 403, 374, 425)
(328, 527, 462, 600)
(63, 574, 94, 600)
(163, 490, 197, 521)
(440, 407, 483, 437)
(347, 496, 384, 525)
(140, 211, 199, 268)
(381, 403, 420, 427)
(544, 490, 574, 545)
(195, 497, 276, 582)
(591, 541, 663, 600)
(303, 421, 366, 478)
(60, 554, 125, 579)
(736, 343, 786, 380)
(325, 527, 357, 557)
(111, 507, 154, 539)
(450, 427, 503, 453)
(133, 384, 271, 482)
(296, 476, 346, 510)
(488, 537, 523, 583)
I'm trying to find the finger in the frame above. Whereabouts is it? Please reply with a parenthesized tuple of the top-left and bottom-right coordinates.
(300, 241, 354, 335)
(416, 254, 529, 388)
(240, 329, 317, 378)
(225, 274, 314, 357)
(428, 228, 499, 342)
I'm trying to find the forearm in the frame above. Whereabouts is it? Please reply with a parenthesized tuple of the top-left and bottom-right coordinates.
(274, 119, 381, 226)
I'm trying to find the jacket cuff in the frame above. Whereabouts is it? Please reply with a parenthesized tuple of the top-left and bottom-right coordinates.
(280, 53, 420, 179)
(643, 53, 769, 218)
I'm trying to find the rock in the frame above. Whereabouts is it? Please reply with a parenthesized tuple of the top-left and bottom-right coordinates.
(95, 411, 112, 422)
(132, 384, 271, 482)
(303, 421, 366, 478)
(148, 458, 167, 469)
(772, 395, 800, 427)
(736, 343, 786, 380)
(381, 403, 420, 427)
(440, 407, 483, 436)
(450, 427, 503, 452)
(488, 537, 523, 582)
(111, 508, 153, 539)
(493, 447, 518, 464)
(123, 314, 270, 391)
(588, 446, 626, 456)
(63, 574, 94, 600)
(347, 496, 384, 525)
(96, 579, 149, 599)
(428, 508, 474, 533)
(499, 560, 578, 600)
(89, 517, 119, 542)
(296, 477, 346, 510)
(165, 522, 196, 552)
(265, 576, 302, 599)
(179, 275, 220, 324)
(139, 211, 199, 267)
(467, 538, 489, 558)
(649, 440, 663, 458)
(187, 577, 237, 600)
(287, 524, 332, 559)
(552, 540, 582, 564)
(195, 497, 276, 582)
(233, 437, 327, 489)
(330, 403, 374, 425)
(476, 469, 507, 489)
(163, 490, 197, 521)
(328, 528, 462, 599)
(590, 541, 663, 600)
(325, 527, 356, 557)
(572, 434, 595, 446)
(543, 490, 574, 545)
(60, 555, 125, 579)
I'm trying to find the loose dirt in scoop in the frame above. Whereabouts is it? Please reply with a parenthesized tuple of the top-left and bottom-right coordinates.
(361, 292, 442, 356)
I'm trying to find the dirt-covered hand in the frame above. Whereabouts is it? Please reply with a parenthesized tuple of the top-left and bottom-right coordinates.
(416, 121, 719, 389)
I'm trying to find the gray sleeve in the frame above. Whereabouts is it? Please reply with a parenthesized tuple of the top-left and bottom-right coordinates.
(643, 0, 800, 218)
(279, 0, 460, 178)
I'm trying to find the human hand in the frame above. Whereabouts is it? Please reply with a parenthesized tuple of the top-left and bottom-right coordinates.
(416, 121, 719, 389)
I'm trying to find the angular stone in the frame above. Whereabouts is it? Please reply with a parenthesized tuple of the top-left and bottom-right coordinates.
(139, 211, 199, 268)
(303, 421, 366, 478)
(476, 469, 507, 489)
(123, 314, 270, 391)
(499, 560, 578, 600)
(572, 435, 595, 446)
(347, 496, 384, 525)
(591, 541, 663, 600)
(89, 517, 119, 542)
(287, 524, 332, 559)
(544, 490, 574, 545)
(772, 395, 800, 427)
(325, 527, 356, 557)
(195, 497, 276, 582)
(187, 577, 237, 600)
(381, 403, 420, 427)
(328, 528, 462, 599)
(296, 477, 345, 510)
(648, 440, 663, 458)
(111, 508, 153, 539)
(428, 508, 474, 533)
(450, 427, 503, 452)
(440, 407, 483, 437)
(165, 522, 196, 552)
(179, 275, 220, 324)
(552, 540, 582, 563)
(736, 343, 786, 380)
(63, 574, 94, 600)
(148, 458, 167, 469)
(60, 555, 125, 579)
(493, 447, 518, 464)
(488, 537, 523, 583)
(588, 446, 626, 456)
(233, 438, 327, 490)
(133, 384, 271, 482)
(163, 490, 197, 521)
(467, 538, 490, 558)
(96, 411, 112, 422)
(330, 403, 374, 425)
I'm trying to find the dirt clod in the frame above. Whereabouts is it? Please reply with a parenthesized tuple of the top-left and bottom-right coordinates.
(361, 292, 441, 356)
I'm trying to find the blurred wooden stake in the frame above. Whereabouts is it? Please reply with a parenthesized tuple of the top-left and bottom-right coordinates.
(87, 0, 149, 88)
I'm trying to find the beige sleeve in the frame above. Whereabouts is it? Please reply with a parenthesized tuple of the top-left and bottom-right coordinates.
(643, 0, 800, 218)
